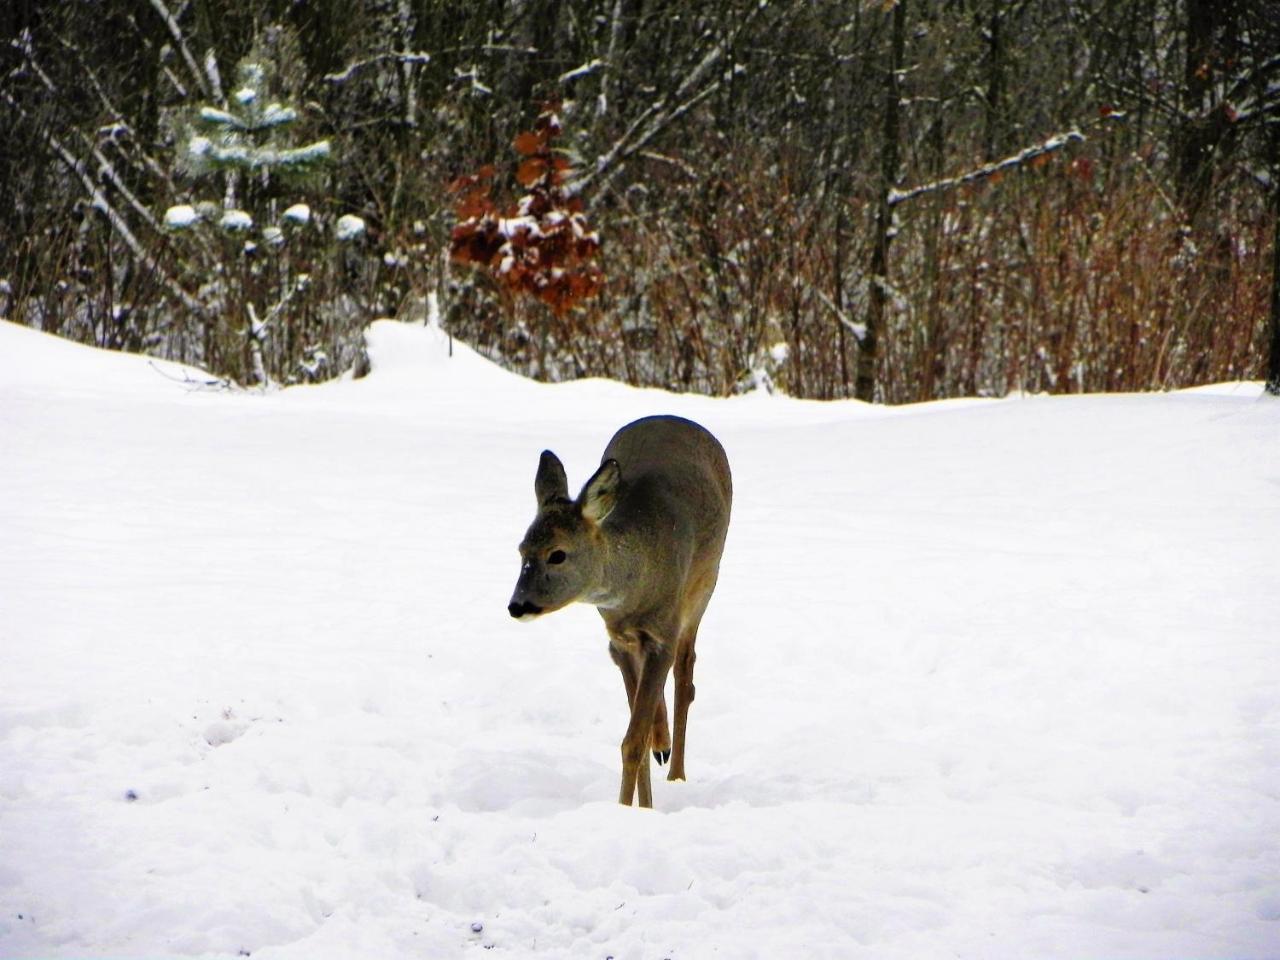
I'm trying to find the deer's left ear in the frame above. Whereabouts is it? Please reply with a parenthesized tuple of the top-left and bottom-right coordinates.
(579, 459, 620, 524)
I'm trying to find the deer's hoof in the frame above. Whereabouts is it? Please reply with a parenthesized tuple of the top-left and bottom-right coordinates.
(653, 748, 671, 765)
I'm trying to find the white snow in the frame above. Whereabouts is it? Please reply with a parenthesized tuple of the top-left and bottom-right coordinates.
(163, 204, 200, 229)
(282, 203, 312, 225)
(276, 139, 331, 167)
(498, 215, 540, 238)
(260, 103, 299, 127)
(219, 209, 253, 231)
(335, 214, 366, 240)
(199, 106, 242, 129)
(0, 318, 1278, 959)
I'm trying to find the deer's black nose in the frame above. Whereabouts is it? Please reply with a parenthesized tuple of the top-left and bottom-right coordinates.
(508, 600, 543, 619)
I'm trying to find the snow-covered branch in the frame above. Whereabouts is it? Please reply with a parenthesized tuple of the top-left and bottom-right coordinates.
(148, 0, 214, 101)
(559, 59, 604, 84)
(813, 286, 867, 342)
(3, 75, 203, 313)
(571, 6, 767, 198)
(323, 51, 432, 84)
(571, 72, 721, 198)
(596, 0, 626, 118)
(13, 38, 165, 232)
(888, 129, 1085, 207)
(21, 108, 205, 316)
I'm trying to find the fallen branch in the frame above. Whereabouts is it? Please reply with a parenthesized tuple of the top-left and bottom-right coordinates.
(148, 360, 236, 391)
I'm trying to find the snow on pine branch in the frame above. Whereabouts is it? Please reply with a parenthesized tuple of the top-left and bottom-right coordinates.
(188, 137, 331, 170)
(888, 129, 1086, 207)
(199, 102, 299, 130)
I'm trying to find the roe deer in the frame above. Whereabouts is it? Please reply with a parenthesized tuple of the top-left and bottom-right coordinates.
(507, 415, 732, 808)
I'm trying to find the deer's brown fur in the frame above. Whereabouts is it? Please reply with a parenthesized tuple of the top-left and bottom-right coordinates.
(508, 415, 732, 807)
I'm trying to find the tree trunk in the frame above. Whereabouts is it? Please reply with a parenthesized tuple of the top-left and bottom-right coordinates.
(1174, 0, 1241, 221)
(854, 0, 905, 403)
(1267, 189, 1280, 396)
(982, 0, 1004, 162)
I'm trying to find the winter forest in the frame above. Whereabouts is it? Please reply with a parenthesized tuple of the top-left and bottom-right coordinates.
(3, 0, 1279, 401)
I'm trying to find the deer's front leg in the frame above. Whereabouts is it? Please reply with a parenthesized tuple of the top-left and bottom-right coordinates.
(618, 638, 674, 808)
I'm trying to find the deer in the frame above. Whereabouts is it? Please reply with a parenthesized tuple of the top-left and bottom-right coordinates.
(507, 415, 733, 808)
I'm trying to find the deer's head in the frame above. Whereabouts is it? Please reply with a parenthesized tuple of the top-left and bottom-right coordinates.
(508, 450, 619, 620)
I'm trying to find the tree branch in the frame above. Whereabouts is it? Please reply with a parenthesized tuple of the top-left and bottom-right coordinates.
(324, 51, 432, 85)
(147, 0, 213, 101)
(3, 90, 205, 317)
(570, 5, 768, 198)
(888, 129, 1085, 207)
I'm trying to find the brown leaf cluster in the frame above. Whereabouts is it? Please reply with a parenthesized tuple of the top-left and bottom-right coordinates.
(449, 104, 603, 316)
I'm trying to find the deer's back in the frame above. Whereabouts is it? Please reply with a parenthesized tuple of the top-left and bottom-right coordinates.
(599, 416, 731, 620)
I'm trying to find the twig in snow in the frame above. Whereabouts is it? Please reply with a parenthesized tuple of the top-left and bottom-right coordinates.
(147, 360, 235, 391)
(637, 150, 699, 179)
(597, 0, 626, 118)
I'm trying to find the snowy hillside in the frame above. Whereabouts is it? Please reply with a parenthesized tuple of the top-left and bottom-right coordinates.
(1, 318, 1278, 960)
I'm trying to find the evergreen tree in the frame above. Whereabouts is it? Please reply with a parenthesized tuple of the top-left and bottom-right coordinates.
(161, 33, 360, 386)
(162, 36, 354, 385)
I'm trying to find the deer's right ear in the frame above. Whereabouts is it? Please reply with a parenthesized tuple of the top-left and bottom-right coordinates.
(535, 450, 569, 506)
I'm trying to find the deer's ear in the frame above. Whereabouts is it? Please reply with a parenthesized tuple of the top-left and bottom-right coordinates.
(535, 450, 569, 506)
(579, 459, 620, 524)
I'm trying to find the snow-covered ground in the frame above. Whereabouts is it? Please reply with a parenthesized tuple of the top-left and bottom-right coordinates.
(1, 318, 1278, 960)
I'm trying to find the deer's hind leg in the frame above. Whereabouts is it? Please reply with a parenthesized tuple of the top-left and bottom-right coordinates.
(651, 699, 671, 766)
(669, 577, 716, 783)
(668, 628, 697, 782)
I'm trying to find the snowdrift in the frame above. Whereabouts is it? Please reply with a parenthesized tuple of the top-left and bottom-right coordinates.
(1, 319, 1278, 959)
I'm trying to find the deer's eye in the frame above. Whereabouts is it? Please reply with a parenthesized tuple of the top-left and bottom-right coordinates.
(547, 550, 567, 565)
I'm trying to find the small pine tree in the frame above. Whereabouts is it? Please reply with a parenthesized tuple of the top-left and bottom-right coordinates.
(180, 62, 330, 182)
(161, 29, 361, 386)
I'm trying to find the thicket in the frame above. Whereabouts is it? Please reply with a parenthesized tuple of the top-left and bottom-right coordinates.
(2, 0, 1278, 400)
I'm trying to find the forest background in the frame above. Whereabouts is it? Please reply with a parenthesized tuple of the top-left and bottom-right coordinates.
(2, 0, 1278, 402)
